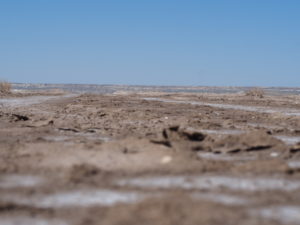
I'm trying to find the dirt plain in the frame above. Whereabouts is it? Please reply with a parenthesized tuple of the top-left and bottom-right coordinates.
(0, 87, 300, 225)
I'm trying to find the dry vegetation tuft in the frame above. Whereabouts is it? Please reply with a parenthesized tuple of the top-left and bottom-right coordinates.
(0, 81, 12, 94)
(245, 88, 265, 98)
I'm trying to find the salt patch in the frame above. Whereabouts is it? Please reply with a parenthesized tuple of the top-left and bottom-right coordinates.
(275, 136, 300, 145)
(117, 175, 300, 192)
(247, 123, 283, 130)
(0, 175, 44, 189)
(0, 190, 144, 208)
(251, 206, 300, 224)
(197, 152, 256, 161)
(288, 161, 300, 169)
(76, 133, 111, 142)
(43, 136, 70, 142)
(201, 129, 244, 135)
(0, 217, 68, 225)
(0, 94, 78, 108)
(192, 192, 249, 206)
(37, 190, 142, 208)
(144, 98, 300, 117)
(199, 129, 300, 145)
(43, 135, 110, 143)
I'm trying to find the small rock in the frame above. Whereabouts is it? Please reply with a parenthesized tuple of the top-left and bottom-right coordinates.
(161, 156, 172, 164)
(270, 152, 279, 157)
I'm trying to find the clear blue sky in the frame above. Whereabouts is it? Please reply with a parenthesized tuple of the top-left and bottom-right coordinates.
(0, 0, 299, 86)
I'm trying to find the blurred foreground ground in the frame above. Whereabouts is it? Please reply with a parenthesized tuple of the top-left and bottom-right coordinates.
(0, 86, 300, 225)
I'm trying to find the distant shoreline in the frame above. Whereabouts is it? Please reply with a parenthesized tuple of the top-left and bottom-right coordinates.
(11, 83, 300, 95)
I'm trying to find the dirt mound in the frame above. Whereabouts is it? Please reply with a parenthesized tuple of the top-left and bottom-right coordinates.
(152, 126, 284, 155)
(151, 125, 207, 151)
(210, 131, 284, 153)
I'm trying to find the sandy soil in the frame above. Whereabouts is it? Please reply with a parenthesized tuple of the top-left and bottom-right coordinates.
(0, 90, 300, 225)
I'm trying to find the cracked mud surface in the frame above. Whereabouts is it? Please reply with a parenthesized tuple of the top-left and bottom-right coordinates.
(0, 91, 300, 225)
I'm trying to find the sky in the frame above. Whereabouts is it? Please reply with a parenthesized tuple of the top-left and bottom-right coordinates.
(0, 0, 299, 87)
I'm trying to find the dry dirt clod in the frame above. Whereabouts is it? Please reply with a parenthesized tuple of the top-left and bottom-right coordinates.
(211, 131, 283, 153)
(152, 126, 207, 152)
(58, 127, 79, 133)
(162, 126, 206, 142)
(290, 144, 300, 153)
(26, 119, 54, 127)
(150, 139, 172, 147)
(11, 114, 29, 121)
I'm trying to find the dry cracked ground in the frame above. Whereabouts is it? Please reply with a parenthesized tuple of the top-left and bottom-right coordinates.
(0, 90, 300, 225)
